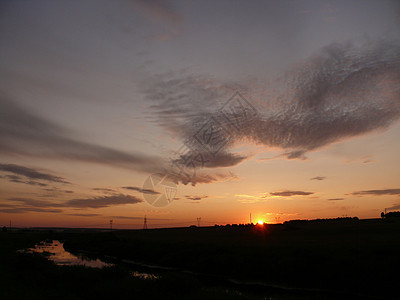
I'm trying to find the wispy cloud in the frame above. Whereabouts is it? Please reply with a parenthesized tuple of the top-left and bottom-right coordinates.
(122, 186, 161, 195)
(351, 189, 400, 196)
(0, 194, 143, 214)
(0, 163, 69, 184)
(0, 96, 163, 174)
(327, 198, 344, 201)
(184, 195, 208, 201)
(66, 213, 101, 217)
(270, 190, 314, 197)
(311, 176, 326, 181)
(110, 215, 171, 221)
(65, 194, 143, 209)
(0, 207, 63, 214)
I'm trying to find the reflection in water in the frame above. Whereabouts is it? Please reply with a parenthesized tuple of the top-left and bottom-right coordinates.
(21, 240, 112, 268)
(131, 271, 159, 280)
(20, 240, 159, 280)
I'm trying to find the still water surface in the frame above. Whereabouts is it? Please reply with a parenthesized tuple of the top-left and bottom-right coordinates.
(21, 240, 158, 279)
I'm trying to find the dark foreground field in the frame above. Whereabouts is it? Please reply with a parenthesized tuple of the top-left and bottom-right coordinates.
(1, 218, 400, 299)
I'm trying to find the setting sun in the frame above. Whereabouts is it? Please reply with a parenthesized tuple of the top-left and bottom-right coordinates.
(257, 220, 264, 225)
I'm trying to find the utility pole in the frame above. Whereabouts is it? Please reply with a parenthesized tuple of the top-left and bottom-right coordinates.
(143, 215, 148, 229)
(197, 217, 201, 227)
(109, 220, 113, 230)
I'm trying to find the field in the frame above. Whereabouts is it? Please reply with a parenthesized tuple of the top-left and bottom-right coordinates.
(1, 218, 400, 299)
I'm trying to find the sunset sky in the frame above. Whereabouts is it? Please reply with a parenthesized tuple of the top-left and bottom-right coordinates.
(1, 0, 400, 229)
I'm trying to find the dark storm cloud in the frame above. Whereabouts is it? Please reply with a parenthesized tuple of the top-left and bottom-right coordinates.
(65, 194, 143, 208)
(122, 186, 161, 195)
(0, 163, 69, 184)
(145, 39, 400, 161)
(270, 190, 314, 197)
(0, 95, 163, 173)
(311, 176, 326, 181)
(351, 189, 400, 196)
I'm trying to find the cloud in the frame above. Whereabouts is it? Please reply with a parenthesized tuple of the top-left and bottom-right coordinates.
(0, 207, 63, 214)
(66, 213, 101, 217)
(0, 96, 163, 174)
(327, 198, 344, 201)
(110, 215, 171, 221)
(351, 189, 400, 196)
(311, 176, 326, 181)
(386, 204, 400, 211)
(184, 195, 208, 201)
(5, 198, 65, 208)
(0, 194, 143, 214)
(270, 190, 314, 197)
(3, 174, 49, 187)
(144, 39, 400, 163)
(281, 150, 308, 160)
(0, 163, 69, 184)
(122, 186, 161, 195)
(65, 194, 143, 208)
(92, 188, 117, 194)
(170, 170, 238, 186)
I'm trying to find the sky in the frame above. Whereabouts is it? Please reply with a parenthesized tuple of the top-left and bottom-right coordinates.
(1, 0, 400, 229)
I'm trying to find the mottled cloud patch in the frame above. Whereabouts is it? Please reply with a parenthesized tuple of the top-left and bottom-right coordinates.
(270, 190, 314, 197)
(351, 189, 400, 196)
(145, 39, 400, 166)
